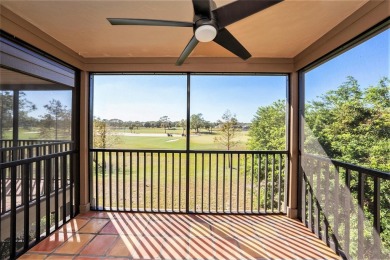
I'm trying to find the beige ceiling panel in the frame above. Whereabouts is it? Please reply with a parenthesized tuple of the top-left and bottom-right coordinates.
(1, 0, 368, 59)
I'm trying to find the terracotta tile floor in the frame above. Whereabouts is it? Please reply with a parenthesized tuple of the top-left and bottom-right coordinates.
(21, 212, 341, 260)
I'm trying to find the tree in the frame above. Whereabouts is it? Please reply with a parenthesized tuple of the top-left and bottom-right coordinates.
(0, 91, 13, 139)
(191, 113, 204, 133)
(214, 110, 239, 150)
(180, 119, 186, 135)
(203, 121, 214, 134)
(303, 76, 390, 257)
(93, 118, 118, 148)
(41, 99, 67, 140)
(159, 116, 170, 133)
(0, 91, 36, 139)
(248, 100, 286, 151)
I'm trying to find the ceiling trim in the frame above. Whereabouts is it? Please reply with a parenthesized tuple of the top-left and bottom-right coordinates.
(83, 57, 294, 73)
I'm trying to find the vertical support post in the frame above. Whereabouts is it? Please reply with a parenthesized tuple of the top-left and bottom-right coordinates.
(287, 72, 299, 218)
(79, 71, 90, 213)
(185, 73, 190, 213)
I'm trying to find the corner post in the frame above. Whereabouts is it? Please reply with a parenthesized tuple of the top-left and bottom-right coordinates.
(79, 70, 90, 213)
(287, 72, 299, 218)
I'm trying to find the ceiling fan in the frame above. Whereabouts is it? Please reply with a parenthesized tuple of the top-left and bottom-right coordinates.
(108, 0, 282, 65)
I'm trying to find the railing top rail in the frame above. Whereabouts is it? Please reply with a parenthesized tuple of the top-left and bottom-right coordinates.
(0, 150, 75, 169)
(0, 141, 74, 152)
(302, 153, 390, 180)
(90, 148, 288, 154)
(0, 139, 69, 142)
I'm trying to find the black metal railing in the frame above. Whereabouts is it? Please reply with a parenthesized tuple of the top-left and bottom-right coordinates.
(1, 139, 66, 147)
(299, 154, 390, 260)
(0, 141, 78, 259)
(90, 149, 288, 214)
(0, 140, 73, 163)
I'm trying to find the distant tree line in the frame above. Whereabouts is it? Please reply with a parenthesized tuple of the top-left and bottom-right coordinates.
(96, 113, 249, 135)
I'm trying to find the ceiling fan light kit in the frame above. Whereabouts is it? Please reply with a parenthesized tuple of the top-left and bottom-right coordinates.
(108, 0, 283, 65)
(195, 25, 217, 42)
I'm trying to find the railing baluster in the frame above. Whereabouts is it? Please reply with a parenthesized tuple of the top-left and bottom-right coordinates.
(151, 152, 153, 211)
(116, 152, 119, 211)
(373, 176, 380, 259)
(284, 154, 288, 213)
(45, 159, 51, 236)
(157, 152, 160, 211)
(29, 147, 33, 201)
(264, 154, 268, 213)
(315, 160, 320, 238)
(308, 158, 313, 232)
(130, 152, 133, 210)
(1, 164, 5, 213)
(324, 162, 330, 245)
(178, 153, 181, 212)
(301, 169, 307, 225)
(123, 152, 126, 211)
(201, 153, 204, 213)
(23, 163, 30, 251)
(257, 154, 261, 213)
(95, 151, 99, 209)
(62, 156, 67, 224)
(143, 152, 146, 211)
(223, 153, 226, 213)
(237, 154, 240, 213)
(194, 153, 197, 212)
(109, 151, 112, 210)
(244, 154, 247, 213)
(172, 152, 175, 212)
(164, 152, 167, 212)
(208, 153, 211, 213)
(10, 166, 17, 258)
(333, 165, 340, 253)
(69, 153, 74, 217)
(54, 157, 59, 229)
(137, 152, 140, 211)
(35, 160, 41, 243)
(229, 154, 233, 213)
(357, 172, 365, 259)
(271, 154, 275, 212)
(216, 154, 219, 212)
(278, 154, 282, 212)
(251, 153, 254, 213)
(344, 168, 351, 259)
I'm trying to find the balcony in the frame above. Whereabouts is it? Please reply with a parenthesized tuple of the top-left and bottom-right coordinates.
(1, 1, 389, 259)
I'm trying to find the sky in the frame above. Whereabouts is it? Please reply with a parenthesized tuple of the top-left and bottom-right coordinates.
(21, 90, 73, 118)
(93, 74, 287, 123)
(305, 29, 389, 102)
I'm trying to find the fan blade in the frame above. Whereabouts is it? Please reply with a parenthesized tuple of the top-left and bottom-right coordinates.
(213, 0, 283, 28)
(107, 18, 193, 27)
(213, 28, 251, 60)
(192, 0, 212, 19)
(176, 36, 199, 66)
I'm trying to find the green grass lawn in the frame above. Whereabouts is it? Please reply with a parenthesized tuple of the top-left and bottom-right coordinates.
(111, 127, 249, 150)
(5, 127, 249, 150)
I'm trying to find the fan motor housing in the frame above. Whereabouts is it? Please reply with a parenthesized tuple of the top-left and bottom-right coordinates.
(194, 18, 218, 32)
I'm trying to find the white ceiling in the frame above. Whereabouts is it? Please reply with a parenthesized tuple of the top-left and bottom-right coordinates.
(0, 0, 369, 59)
